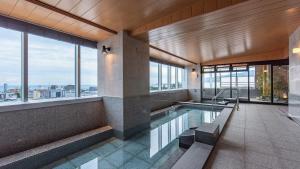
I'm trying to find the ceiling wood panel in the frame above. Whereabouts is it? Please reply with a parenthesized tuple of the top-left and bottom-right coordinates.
(0, 0, 300, 66)
(0, 0, 17, 15)
(142, 0, 300, 64)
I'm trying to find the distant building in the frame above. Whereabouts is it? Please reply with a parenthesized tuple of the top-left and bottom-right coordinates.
(33, 89, 49, 100)
(3, 83, 8, 93)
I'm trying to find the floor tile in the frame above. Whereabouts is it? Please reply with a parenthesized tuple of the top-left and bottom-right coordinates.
(68, 152, 99, 167)
(123, 142, 146, 155)
(98, 159, 117, 169)
(92, 143, 118, 157)
(122, 157, 151, 169)
(105, 150, 133, 168)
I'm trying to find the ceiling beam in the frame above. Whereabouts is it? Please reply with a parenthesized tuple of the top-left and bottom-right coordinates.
(150, 45, 197, 65)
(201, 48, 288, 65)
(25, 0, 198, 65)
(25, 0, 118, 35)
(131, 0, 247, 37)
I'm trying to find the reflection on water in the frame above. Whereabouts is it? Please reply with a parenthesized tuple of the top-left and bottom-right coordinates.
(149, 109, 220, 157)
(43, 107, 221, 169)
(150, 114, 189, 157)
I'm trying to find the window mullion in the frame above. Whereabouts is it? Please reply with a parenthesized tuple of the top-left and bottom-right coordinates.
(21, 32, 28, 102)
(75, 45, 81, 97)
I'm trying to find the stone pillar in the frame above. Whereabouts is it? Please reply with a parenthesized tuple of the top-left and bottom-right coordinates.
(186, 64, 201, 102)
(98, 31, 150, 139)
(289, 27, 300, 123)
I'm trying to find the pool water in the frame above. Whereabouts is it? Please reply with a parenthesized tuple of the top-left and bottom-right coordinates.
(41, 106, 221, 169)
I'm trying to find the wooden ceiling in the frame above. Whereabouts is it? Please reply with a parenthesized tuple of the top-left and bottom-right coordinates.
(138, 0, 300, 64)
(0, 0, 199, 41)
(0, 0, 299, 65)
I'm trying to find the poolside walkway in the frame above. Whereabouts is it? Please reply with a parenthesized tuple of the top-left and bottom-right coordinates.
(205, 103, 300, 169)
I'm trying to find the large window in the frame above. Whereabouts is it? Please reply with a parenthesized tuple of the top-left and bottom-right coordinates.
(201, 62, 288, 104)
(216, 72, 230, 98)
(161, 64, 169, 90)
(149, 61, 185, 92)
(202, 73, 215, 99)
(150, 62, 159, 91)
(81, 47, 98, 96)
(0, 27, 21, 102)
(177, 68, 184, 88)
(232, 71, 248, 101)
(28, 34, 75, 100)
(170, 66, 176, 89)
(0, 26, 98, 105)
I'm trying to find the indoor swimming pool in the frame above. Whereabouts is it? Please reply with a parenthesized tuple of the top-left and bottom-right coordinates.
(41, 105, 223, 169)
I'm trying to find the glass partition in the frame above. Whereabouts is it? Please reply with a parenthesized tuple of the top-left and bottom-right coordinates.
(273, 65, 288, 104)
(249, 65, 271, 102)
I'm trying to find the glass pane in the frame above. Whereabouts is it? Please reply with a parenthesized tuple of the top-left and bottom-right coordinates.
(202, 73, 215, 99)
(177, 68, 183, 88)
(161, 64, 169, 90)
(216, 72, 231, 98)
(150, 62, 159, 91)
(232, 71, 249, 101)
(216, 65, 230, 72)
(170, 66, 176, 89)
(202, 66, 215, 72)
(273, 65, 288, 104)
(28, 34, 75, 100)
(249, 65, 271, 102)
(232, 64, 247, 71)
(81, 47, 97, 96)
(0, 27, 21, 102)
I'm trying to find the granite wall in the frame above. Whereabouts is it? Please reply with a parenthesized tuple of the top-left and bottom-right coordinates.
(289, 26, 300, 123)
(150, 89, 189, 111)
(98, 31, 150, 139)
(187, 64, 201, 102)
(0, 100, 107, 157)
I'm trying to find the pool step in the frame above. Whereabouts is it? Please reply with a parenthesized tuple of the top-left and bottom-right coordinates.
(172, 142, 213, 169)
(195, 123, 219, 145)
(179, 129, 195, 149)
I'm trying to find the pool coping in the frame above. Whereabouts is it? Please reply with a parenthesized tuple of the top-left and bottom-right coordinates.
(171, 103, 236, 169)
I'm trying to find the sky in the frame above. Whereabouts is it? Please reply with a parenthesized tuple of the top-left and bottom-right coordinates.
(0, 27, 97, 87)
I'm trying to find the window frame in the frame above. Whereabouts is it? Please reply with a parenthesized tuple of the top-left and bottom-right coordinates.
(150, 61, 185, 92)
(0, 27, 99, 106)
(201, 60, 289, 105)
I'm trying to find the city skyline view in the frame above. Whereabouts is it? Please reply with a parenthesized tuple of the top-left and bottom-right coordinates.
(0, 27, 98, 101)
(0, 27, 97, 86)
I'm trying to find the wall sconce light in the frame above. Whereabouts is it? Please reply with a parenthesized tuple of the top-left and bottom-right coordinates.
(102, 45, 111, 55)
(192, 68, 199, 78)
(293, 48, 300, 54)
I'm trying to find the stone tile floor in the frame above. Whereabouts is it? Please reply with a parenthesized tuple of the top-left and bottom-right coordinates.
(205, 104, 300, 169)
